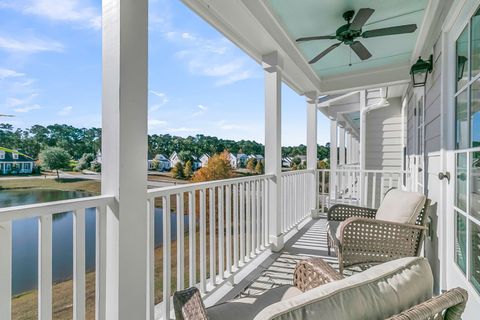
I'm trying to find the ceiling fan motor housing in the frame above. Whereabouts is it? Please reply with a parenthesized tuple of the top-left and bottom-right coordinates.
(336, 24, 362, 45)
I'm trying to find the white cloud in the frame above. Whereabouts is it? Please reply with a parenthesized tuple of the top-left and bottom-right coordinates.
(216, 120, 249, 131)
(0, 35, 63, 53)
(149, 90, 168, 111)
(166, 127, 199, 133)
(148, 118, 168, 128)
(0, 68, 25, 79)
(1, 0, 101, 30)
(14, 104, 42, 113)
(5, 94, 38, 107)
(58, 106, 73, 116)
(193, 104, 208, 117)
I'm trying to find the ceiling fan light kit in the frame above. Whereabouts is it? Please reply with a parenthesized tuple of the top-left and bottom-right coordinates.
(296, 8, 418, 64)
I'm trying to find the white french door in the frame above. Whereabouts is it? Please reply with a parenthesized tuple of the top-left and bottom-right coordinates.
(445, 1, 480, 316)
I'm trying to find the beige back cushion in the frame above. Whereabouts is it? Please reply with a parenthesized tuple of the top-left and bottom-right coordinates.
(255, 257, 433, 320)
(375, 189, 426, 224)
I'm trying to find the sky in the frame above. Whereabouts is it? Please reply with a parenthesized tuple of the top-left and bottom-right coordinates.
(0, 0, 330, 146)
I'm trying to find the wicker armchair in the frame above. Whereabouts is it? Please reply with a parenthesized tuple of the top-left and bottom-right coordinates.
(327, 197, 431, 274)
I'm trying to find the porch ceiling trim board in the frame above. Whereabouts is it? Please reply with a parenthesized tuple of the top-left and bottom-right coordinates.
(182, 0, 448, 95)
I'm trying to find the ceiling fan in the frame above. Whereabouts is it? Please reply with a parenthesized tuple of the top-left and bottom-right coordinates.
(296, 8, 417, 64)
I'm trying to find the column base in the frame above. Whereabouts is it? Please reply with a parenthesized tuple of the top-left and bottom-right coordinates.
(269, 234, 285, 252)
(311, 209, 322, 219)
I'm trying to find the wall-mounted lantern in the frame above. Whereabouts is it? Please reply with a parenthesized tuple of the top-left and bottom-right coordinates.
(457, 55, 468, 81)
(410, 55, 433, 87)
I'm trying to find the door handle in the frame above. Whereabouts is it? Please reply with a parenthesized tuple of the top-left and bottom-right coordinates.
(438, 172, 450, 183)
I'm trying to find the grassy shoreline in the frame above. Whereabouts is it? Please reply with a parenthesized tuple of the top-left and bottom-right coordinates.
(0, 178, 101, 195)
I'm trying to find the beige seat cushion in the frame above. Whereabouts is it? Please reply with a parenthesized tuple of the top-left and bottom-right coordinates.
(375, 189, 426, 224)
(207, 285, 302, 320)
(255, 257, 433, 320)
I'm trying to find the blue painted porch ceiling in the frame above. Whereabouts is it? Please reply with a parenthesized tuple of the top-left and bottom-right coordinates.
(268, 0, 427, 78)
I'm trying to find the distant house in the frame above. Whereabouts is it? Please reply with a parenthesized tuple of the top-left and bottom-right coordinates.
(154, 154, 171, 171)
(169, 152, 181, 167)
(199, 153, 210, 167)
(96, 150, 102, 164)
(191, 156, 202, 170)
(236, 153, 248, 168)
(282, 157, 293, 168)
(0, 147, 35, 175)
(227, 152, 238, 169)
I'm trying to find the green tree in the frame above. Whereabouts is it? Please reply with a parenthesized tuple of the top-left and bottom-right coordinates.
(172, 162, 185, 179)
(246, 158, 257, 171)
(39, 147, 71, 179)
(291, 156, 302, 168)
(183, 160, 193, 179)
(76, 153, 96, 171)
(255, 160, 264, 174)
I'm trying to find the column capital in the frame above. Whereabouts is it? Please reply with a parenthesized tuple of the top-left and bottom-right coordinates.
(262, 51, 283, 72)
(305, 91, 318, 103)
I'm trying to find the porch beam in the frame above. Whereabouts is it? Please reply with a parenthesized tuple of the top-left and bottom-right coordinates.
(102, 0, 149, 319)
(263, 52, 284, 252)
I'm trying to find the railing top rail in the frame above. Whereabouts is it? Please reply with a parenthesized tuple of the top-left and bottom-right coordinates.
(316, 169, 411, 174)
(147, 174, 274, 198)
(281, 169, 315, 176)
(0, 194, 115, 223)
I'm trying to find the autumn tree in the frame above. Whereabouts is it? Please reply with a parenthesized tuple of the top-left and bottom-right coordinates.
(246, 158, 256, 171)
(192, 151, 233, 182)
(172, 162, 185, 179)
(183, 160, 193, 179)
(255, 160, 264, 174)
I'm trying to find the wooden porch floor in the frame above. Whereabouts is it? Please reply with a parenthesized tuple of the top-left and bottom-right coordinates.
(216, 217, 341, 303)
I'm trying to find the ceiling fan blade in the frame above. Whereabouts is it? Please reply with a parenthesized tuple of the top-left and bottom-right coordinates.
(350, 8, 375, 30)
(362, 24, 417, 38)
(350, 41, 372, 60)
(296, 35, 336, 42)
(309, 42, 341, 64)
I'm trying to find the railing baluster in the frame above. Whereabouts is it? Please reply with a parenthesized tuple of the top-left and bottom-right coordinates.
(372, 173, 377, 208)
(73, 209, 86, 320)
(176, 193, 185, 290)
(233, 184, 239, 270)
(188, 191, 196, 287)
(95, 205, 107, 320)
(218, 186, 224, 279)
(225, 185, 232, 274)
(239, 183, 245, 264)
(147, 199, 155, 320)
(380, 174, 386, 202)
(321, 171, 326, 213)
(245, 182, 251, 259)
(162, 196, 171, 319)
(39, 215, 52, 320)
(0, 221, 12, 320)
(251, 181, 257, 255)
(262, 179, 267, 248)
(199, 189, 207, 293)
(209, 187, 216, 287)
(256, 180, 261, 251)
(363, 172, 369, 207)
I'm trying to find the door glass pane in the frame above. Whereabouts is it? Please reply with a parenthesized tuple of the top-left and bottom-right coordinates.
(470, 221, 480, 292)
(456, 212, 467, 274)
(472, 152, 480, 220)
(456, 89, 469, 149)
(457, 26, 469, 90)
(457, 153, 468, 211)
(472, 9, 480, 78)
(473, 80, 480, 147)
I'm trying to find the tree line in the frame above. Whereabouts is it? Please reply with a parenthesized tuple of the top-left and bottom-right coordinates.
(0, 123, 330, 161)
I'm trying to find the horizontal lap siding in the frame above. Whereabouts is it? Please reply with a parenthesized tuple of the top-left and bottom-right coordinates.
(365, 97, 403, 170)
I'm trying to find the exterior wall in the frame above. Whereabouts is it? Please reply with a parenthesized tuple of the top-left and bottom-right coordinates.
(364, 97, 403, 171)
(0, 161, 34, 174)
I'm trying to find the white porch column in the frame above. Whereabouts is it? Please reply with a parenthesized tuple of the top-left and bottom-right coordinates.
(306, 92, 318, 217)
(102, 0, 148, 319)
(346, 131, 351, 164)
(263, 52, 284, 252)
(330, 120, 338, 199)
(338, 125, 346, 166)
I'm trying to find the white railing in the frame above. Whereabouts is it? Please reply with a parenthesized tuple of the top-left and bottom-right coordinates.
(0, 195, 114, 320)
(281, 169, 315, 233)
(317, 169, 412, 211)
(147, 174, 273, 319)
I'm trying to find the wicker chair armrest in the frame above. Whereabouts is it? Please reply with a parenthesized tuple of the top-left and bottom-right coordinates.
(327, 204, 377, 221)
(293, 257, 344, 292)
(173, 287, 208, 320)
(387, 288, 468, 320)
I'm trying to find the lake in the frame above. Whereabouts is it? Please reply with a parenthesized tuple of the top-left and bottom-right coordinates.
(0, 189, 189, 296)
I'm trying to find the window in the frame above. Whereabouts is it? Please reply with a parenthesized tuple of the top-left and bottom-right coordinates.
(0, 150, 4, 159)
(454, 7, 480, 293)
(12, 153, 18, 160)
